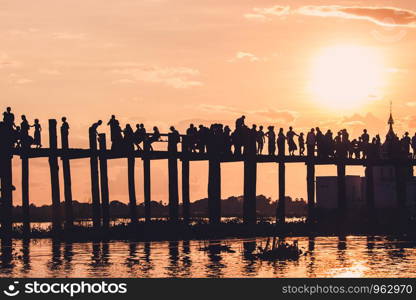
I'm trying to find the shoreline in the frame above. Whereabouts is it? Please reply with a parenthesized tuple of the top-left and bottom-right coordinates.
(2, 220, 415, 242)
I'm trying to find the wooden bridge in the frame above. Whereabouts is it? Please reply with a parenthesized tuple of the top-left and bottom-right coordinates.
(0, 119, 413, 235)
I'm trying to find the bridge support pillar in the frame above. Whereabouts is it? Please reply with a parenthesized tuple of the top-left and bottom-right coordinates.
(337, 163, 346, 216)
(208, 159, 221, 224)
(277, 161, 286, 223)
(243, 158, 257, 225)
(48, 119, 62, 233)
(21, 156, 30, 235)
(98, 134, 110, 229)
(306, 162, 315, 223)
(128, 156, 138, 225)
(168, 134, 179, 222)
(89, 126, 101, 230)
(181, 136, 190, 224)
(61, 126, 73, 230)
(143, 141, 151, 223)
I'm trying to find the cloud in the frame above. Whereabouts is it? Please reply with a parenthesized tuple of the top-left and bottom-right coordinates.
(253, 5, 290, 16)
(0, 53, 21, 68)
(253, 108, 297, 123)
(7, 74, 33, 85)
(197, 104, 242, 114)
(245, 5, 416, 27)
(228, 51, 263, 63)
(244, 5, 290, 22)
(243, 13, 271, 22)
(112, 65, 203, 89)
(297, 6, 416, 27)
(406, 102, 416, 107)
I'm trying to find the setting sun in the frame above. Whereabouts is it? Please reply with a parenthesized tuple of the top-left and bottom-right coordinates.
(309, 45, 385, 110)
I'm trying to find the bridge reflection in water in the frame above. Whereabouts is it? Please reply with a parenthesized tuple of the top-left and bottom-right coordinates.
(0, 236, 415, 278)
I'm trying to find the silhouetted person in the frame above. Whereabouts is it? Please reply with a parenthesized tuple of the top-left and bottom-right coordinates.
(277, 128, 286, 156)
(351, 139, 359, 159)
(223, 125, 232, 154)
(246, 124, 257, 155)
(265, 126, 276, 156)
(168, 126, 180, 152)
(315, 127, 324, 158)
(287, 126, 298, 156)
(148, 126, 161, 151)
(402, 132, 411, 157)
(123, 124, 135, 151)
(306, 128, 316, 157)
(231, 126, 241, 155)
(334, 131, 348, 158)
(32, 119, 42, 148)
(257, 125, 265, 154)
(107, 115, 117, 141)
(186, 124, 197, 152)
(324, 129, 334, 157)
(197, 125, 209, 154)
(412, 133, 416, 159)
(361, 129, 370, 159)
(111, 120, 123, 150)
(20, 115, 31, 148)
(12, 125, 21, 148)
(298, 133, 305, 156)
(89, 120, 102, 141)
(0, 121, 14, 151)
(235, 115, 245, 129)
(3, 107, 15, 129)
(61, 117, 70, 148)
(133, 123, 146, 150)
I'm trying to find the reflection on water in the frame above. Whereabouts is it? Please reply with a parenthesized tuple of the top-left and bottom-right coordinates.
(1, 236, 416, 278)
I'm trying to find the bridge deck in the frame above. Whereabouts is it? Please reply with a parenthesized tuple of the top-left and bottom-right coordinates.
(11, 148, 416, 166)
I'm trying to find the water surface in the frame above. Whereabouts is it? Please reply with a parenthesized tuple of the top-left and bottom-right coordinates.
(1, 236, 415, 277)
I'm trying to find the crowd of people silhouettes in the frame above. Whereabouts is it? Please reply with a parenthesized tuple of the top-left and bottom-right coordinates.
(1, 108, 416, 160)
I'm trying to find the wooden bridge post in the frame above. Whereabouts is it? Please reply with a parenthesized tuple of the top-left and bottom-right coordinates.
(365, 165, 375, 216)
(337, 163, 347, 215)
(61, 125, 73, 230)
(21, 155, 30, 234)
(208, 159, 221, 224)
(127, 155, 138, 225)
(89, 127, 101, 230)
(98, 134, 110, 230)
(143, 140, 151, 223)
(0, 153, 13, 236)
(243, 132, 257, 225)
(168, 134, 179, 222)
(306, 162, 315, 223)
(181, 136, 190, 224)
(277, 161, 286, 223)
(48, 119, 61, 233)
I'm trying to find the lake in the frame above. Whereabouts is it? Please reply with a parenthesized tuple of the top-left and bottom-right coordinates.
(1, 236, 415, 278)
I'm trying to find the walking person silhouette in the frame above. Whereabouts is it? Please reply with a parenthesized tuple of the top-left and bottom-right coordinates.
(286, 126, 298, 156)
(306, 128, 316, 157)
(32, 119, 42, 148)
(61, 117, 70, 148)
(265, 126, 276, 156)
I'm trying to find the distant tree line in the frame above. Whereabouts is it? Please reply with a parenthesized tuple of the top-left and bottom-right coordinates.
(10, 195, 307, 221)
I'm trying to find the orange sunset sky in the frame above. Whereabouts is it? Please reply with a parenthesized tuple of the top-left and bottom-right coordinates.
(2, 0, 416, 206)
